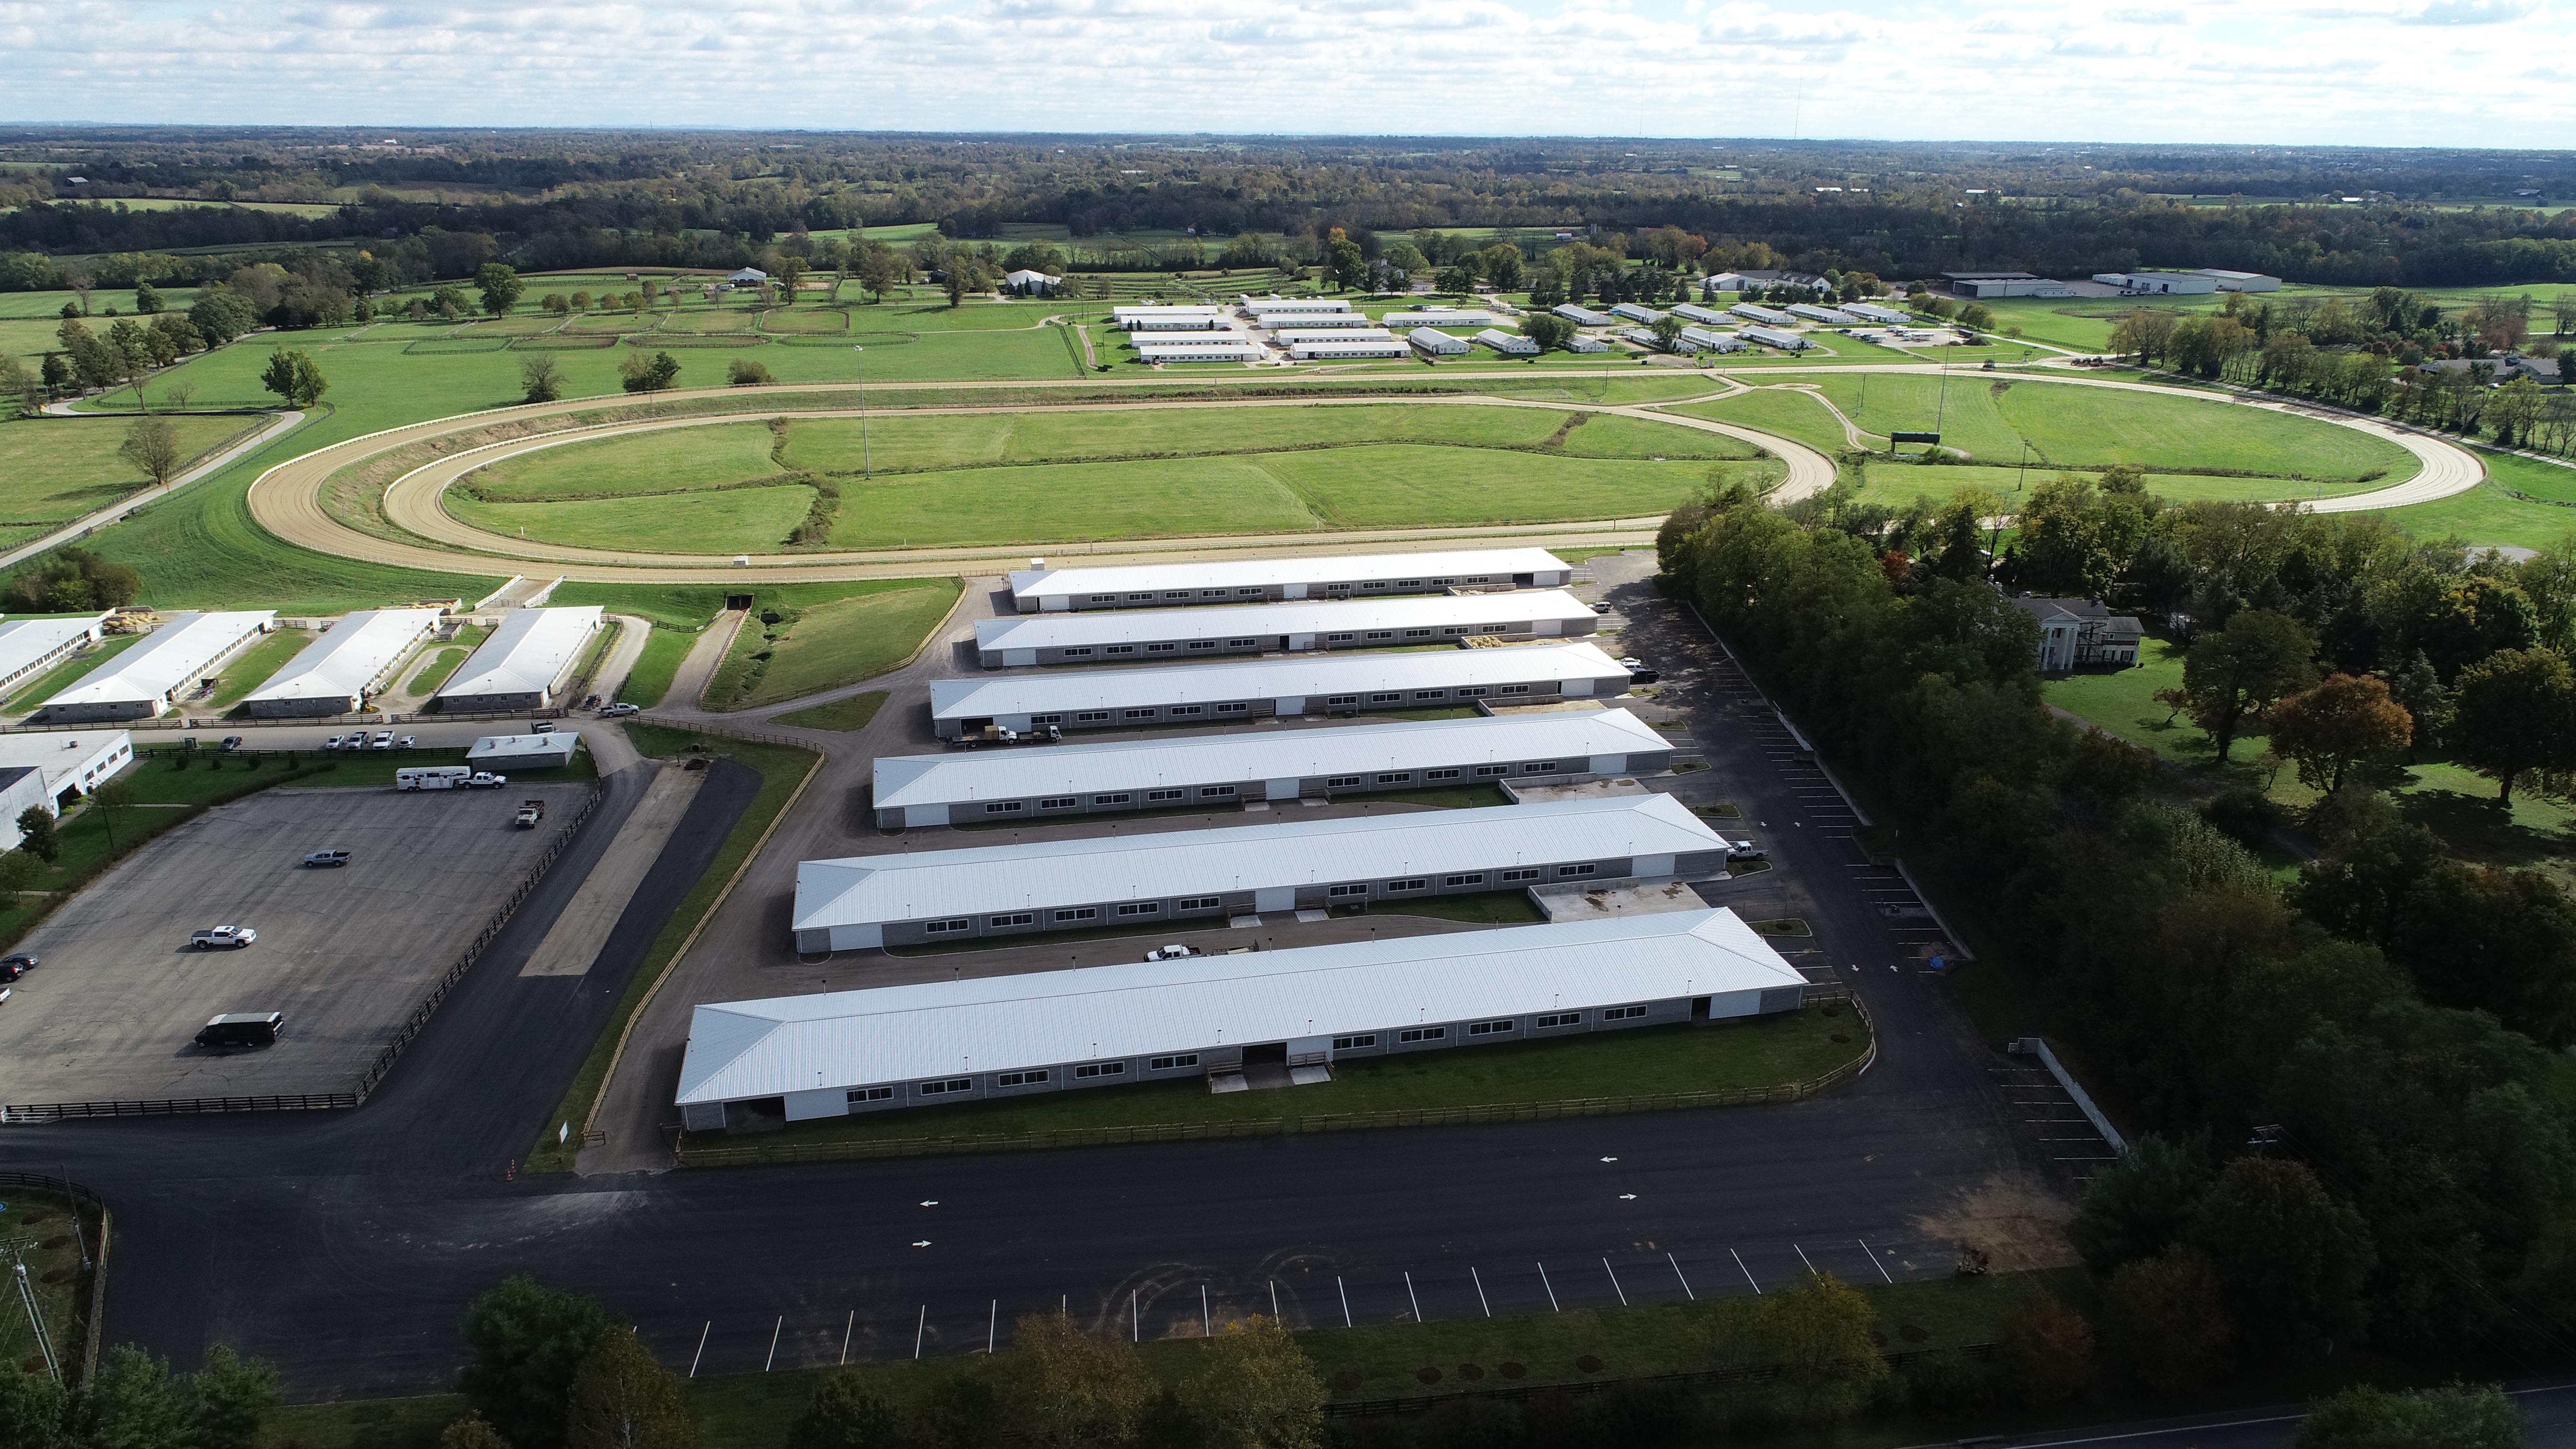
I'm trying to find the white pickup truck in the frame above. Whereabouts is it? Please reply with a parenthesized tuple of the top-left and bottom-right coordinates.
(191, 926, 257, 950)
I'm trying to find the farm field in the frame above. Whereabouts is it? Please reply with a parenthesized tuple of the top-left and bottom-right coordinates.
(0, 412, 261, 530)
(700, 579, 961, 709)
(438, 403, 1775, 553)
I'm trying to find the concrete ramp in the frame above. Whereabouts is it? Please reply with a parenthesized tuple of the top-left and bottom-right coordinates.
(519, 765, 708, 977)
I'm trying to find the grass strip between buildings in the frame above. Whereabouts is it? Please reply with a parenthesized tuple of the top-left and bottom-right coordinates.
(674, 1004, 1868, 1167)
(770, 689, 888, 731)
(522, 724, 822, 1172)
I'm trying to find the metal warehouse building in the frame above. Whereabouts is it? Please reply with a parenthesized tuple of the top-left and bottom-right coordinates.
(974, 590, 1598, 668)
(1553, 304, 1617, 327)
(682, 910, 1809, 1129)
(1241, 297, 1352, 317)
(469, 732, 584, 771)
(1270, 327, 1394, 345)
(1679, 326, 1746, 353)
(1256, 311, 1373, 329)
(1009, 547, 1572, 613)
(1672, 303, 1732, 326)
(434, 605, 603, 713)
(0, 730, 133, 810)
(1133, 335, 1264, 362)
(1475, 329, 1538, 355)
(1289, 338, 1406, 359)
(1610, 303, 1667, 324)
(873, 706, 1674, 827)
(242, 608, 443, 717)
(1730, 303, 1797, 326)
(792, 789, 1727, 951)
(1381, 310, 1497, 329)
(1741, 326, 1811, 351)
(1409, 327, 1470, 356)
(1111, 305, 1226, 330)
(1787, 303, 1860, 324)
(930, 639, 1630, 740)
(0, 613, 106, 698)
(1845, 302, 1911, 324)
(35, 611, 275, 723)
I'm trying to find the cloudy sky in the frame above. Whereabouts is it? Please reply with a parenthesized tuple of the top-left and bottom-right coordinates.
(2, 0, 2565, 144)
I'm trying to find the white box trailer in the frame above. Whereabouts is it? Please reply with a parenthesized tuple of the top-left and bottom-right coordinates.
(396, 766, 473, 791)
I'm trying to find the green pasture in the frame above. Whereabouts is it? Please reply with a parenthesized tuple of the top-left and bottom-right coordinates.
(0, 412, 258, 530)
(701, 580, 961, 710)
(205, 627, 315, 709)
(441, 403, 1771, 553)
(1680, 374, 2418, 484)
(2382, 451, 2576, 550)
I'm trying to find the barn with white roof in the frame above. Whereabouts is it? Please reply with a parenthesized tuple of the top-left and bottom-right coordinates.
(791, 790, 1730, 951)
(677, 910, 1811, 1129)
(243, 608, 443, 717)
(35, 611, 274, 723)
(434, 605, 603, 713)
(1008, 548, 1572, 613)
(974, 590, 1597, 668)
(930, 640, 1632, 740)
(0, 613, 107, 699)
(873, 707, 1674, 827)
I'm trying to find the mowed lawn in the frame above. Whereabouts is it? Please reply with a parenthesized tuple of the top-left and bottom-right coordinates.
(1683, 374, 2418, 483)
(0, 413, 261, 525)
(434, 403, 1771, 552)
(710, 1007, 1865, 1154)
(701, 580, 961, 709)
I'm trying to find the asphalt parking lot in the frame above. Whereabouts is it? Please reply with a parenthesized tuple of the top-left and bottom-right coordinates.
(0, 781, 595, 1111)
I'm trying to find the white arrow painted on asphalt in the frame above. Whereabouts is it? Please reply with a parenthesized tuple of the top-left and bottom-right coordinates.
(912, 1240, 933, 1248)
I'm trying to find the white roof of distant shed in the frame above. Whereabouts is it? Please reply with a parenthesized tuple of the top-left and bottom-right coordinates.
(932, 640, 1628, 722)
(1381, 311, 1497, 327)
(244, 609, 442, 706)
(1010, 547, 1570, 604)
(469, 732, 582, 761)
(0, 614, 106, 678)
(435, 606, 603, 701)
(1409, 327, 1470, 351)
(1241, 297, 1352, 313)
(45, 611, 274, 708)
(1270, 328, 1395, 343)
(875, 707, 1670, 811)
(678, 910, 1804, 1104)
(794, 791, 1723, 932)
(1112, 305, 1223, 317)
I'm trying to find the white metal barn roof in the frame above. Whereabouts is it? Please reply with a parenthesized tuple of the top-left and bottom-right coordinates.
(1254, 311, 1372, 328)
(1845, 303, 1910, 324)
(1553, 305, 1617, 326)
(1409, 328, 1471, 354)
(1564, 336, 1610, 353)
(435, 606, 603, 703)
(1731, 304, 1797, 325)
(678, 910, 1805, 1105)
(1741, 326, 1811, 350)
(1610, 303, 1667, 323)
(1009, 548, 1570, 608)
(1241, 297, 1352, 314)
(1474, 329, 1538, 354)
(1270, 328, 1395, 343)
(1289, 339, 1406, 358)
(243, 609, 443, 708)
(932, 640, 1626, 723)
(875, 707, 1670, 812)
(792, 791, 1723, 934)
(44, 611, 274, 710)
(1133, 338, 1262, 360)
(469, 732, 583, 766)
(1672, 303, 1732, 325)
(0, 614, 106, 684)
(1787, 303, 1860, 324)
(1677, 326, 1742, 352)
(1381, 310, 1497, 328)
(1112, 305, 1223, 320)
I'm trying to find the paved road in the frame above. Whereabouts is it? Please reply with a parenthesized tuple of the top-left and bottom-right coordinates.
(1941, 1379, 2576, 1449)
(0, 555, 2049, 1399)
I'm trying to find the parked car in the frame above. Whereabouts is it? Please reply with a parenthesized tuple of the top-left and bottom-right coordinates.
(396, 735, 416, 749)
(1144, 943, 1199, 962)
(1617, 656, 1644, 669)
(1591, 603, 1612, 615)
(344, 734, 372, 750)
(601, 702, 640, 717)
(323, 734, 346, 750)
(192, 926, 258, 950)
(0, 953, 34, 982)
(1724, 839, 1767, 864)
(301, 848, 352, 868)
(514, 799, 546, 828)
(219, 736, 244, 752)
(531, 721, 555, 735)
(370, 731, 395, 749)
(1627, 669, 1660, 685)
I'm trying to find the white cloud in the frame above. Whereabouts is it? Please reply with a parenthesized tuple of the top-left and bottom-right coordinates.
(0, 0, 2568, 144)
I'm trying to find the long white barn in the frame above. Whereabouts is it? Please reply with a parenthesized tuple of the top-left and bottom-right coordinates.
(873, 707, 1674, 827)
(243, 608, 443, 717)
(1008, 548, 1572, 613)
(930, 639, 1631, 739)
(435, 605, 603, 713)
(37, 611, 275, 723)
(679, 910, 1811, 1130)
(793, 790, 1728, 951)
(972, 588, 1599, 668)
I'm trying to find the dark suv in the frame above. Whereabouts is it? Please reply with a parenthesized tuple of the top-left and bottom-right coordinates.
(0, 953, 33, 983)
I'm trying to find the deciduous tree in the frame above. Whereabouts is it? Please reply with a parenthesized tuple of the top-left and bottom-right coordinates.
(16, 805, 58, 862)
(1756, 1271, 1886, 1422)
(2264, 674, 2413, 794)
(565, 1329, 692, 1449)
(2070, 1133, 2216, 1273)
(2180, 609, 2319, 760)
(521, 355, 563, 405)
(785, 1373, 902, 1449)
(2449, 646, 2576, 801)
(2191, 1158, 2375, 1355)
(118, 416, 183, 491)
(1185, 1316, 1324, 1449)
(459, 1275, 617, 1449)
(2295, 1382, 2518, 1449)
(619, 351, 680, 394)
(259, 348, 328, 407)
(475, 263, 524, 318)
(1009, 1312, 1153, 1447)
(2098, 1247, 2231, 1391)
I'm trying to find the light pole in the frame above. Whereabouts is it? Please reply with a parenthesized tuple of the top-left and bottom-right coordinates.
(851, 344, 873, 481)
